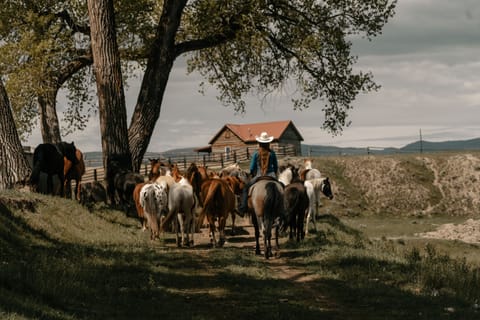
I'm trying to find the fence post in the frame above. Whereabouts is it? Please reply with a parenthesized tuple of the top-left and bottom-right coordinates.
(220, 154, 224, 168)
(282, 146, 286, 156)
(203, 154, 206, 167)
(94, 169, 97, 181)
(183, 156, 187, 169)
(246, 147, 250, 160)
(144, 164, 147, 176)
(233, 151, 237, 163)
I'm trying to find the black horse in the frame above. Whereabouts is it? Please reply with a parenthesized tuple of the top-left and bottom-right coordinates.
(30, 142, 77, 196)
(106, 155, 145, 215)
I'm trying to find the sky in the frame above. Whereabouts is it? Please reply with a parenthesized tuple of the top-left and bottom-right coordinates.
(26, 0, 480, 152)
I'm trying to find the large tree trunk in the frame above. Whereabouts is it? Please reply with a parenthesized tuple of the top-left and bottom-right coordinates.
(0, 79, 31, 190)
(38, 90, 62, 144)
(87, 0, 130, 203)
(128, 0, 187, 172)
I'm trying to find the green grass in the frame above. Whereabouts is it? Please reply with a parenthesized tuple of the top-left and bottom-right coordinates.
(2, 189, 480, 319)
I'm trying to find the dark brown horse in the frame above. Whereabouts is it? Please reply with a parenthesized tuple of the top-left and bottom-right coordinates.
(30, 142, 77, 196)
(284, 166, 309, 241)
(185, 163, 207, 206)
(64, 148, 85, 201)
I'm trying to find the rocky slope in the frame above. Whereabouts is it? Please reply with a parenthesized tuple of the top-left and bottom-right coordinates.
(282, 151, 480, 217)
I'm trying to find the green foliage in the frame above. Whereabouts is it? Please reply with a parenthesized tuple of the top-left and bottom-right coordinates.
(186, 0, 397, 133)
(0, 0, 159, 140)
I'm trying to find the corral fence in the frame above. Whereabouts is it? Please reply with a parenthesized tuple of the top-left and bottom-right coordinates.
(82, 144, 298, 184)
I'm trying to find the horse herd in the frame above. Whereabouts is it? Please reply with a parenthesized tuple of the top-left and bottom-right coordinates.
(28, 143, 334, 259)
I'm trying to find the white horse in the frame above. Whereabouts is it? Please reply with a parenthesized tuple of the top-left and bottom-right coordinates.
(161, 177, 196, 247)
(302, 159, 321, 180)
(278, 164, 295, 186)
(140, 181, 169, 240)
(304, 177, 334, 234)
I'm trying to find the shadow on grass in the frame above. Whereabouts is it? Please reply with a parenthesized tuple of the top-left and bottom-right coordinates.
(1, 204, 478, 319)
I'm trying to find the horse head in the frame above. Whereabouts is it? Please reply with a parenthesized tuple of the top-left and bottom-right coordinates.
(321, 177, 334, 200)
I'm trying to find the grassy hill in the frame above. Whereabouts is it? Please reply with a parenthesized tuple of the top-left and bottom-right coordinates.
(2, 151, 480, 319)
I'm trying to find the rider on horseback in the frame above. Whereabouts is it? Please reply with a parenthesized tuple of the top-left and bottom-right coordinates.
(238, 131, 279, 215)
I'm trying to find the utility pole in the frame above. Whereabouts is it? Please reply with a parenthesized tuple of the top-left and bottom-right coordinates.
(419, 129, 423, 153)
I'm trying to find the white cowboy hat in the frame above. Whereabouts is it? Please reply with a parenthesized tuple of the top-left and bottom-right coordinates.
(255, 131, 274, 143)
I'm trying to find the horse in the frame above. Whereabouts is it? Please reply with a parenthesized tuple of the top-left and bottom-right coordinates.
(304, 177, 334, 234)
(283, 166, 309, 241)
(218, 163, 241, 177)
(197, 178, 235, 247)
(30, 142, 77, 196)
(170, 163, 184, 182)
(133, 182, 148, 231)
(221, 175, 246, 234)
(185, 162, 207, 206)
(247, 178, 287, 259)
(107, 156, 145, 214)
(300, 158, 321, 181)
(64, 148, 85, 201)
(148, 158, 171, 181)
(139, 181, 169, 240)
(278, 164, 295, 186)
(160, 177, 196, 247)
(79, 181, 107, 211)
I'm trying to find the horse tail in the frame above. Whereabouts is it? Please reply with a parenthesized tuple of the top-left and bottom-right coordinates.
(264, 182, 280, 214)
(196, 180, 218, 230)
(265, 182, 286, 231)
(202, 180, 220, 211)
(140, 184, 156, 216)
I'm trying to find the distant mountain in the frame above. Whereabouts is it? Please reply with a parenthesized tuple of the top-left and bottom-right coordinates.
(303, 137, 480, 156)
(401, 137, 480, 152)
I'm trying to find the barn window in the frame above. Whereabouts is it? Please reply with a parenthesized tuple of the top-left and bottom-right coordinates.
(225, 146, 231, 160)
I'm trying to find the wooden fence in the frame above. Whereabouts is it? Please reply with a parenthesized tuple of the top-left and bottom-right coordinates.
(82, 144, 298, 184)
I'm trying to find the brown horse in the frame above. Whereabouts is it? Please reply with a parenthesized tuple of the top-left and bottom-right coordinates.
(64, 148, 85, 201)
(197, 178, 235, 247)
(133, 182, 148, 231)
(185, 163, 207, 206)
(222, 175, 245, 234)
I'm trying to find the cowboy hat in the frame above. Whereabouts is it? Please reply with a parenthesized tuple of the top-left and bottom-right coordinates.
(255, 131, 274, 143)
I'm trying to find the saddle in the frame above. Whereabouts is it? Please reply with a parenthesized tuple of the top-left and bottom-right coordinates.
(248, 175, 281, 196)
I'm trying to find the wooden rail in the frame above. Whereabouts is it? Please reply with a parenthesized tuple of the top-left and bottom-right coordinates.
(81, 144, 298, 184)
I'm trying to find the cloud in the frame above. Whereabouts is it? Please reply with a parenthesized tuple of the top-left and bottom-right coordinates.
(25, 0, 480, 153)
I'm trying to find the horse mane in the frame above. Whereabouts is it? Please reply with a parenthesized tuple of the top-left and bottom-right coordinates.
(56, 141, 77, 164)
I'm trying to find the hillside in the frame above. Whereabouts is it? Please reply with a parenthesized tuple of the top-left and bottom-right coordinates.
(280, 151, 480, 217)
(2, 152, 480, 319)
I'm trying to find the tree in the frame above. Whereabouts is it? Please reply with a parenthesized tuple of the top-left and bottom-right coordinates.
(0, 0, 153, 144)
(0, 78, 31, 190)
(4, 1, 397, 174)
(126, 0, 397, 170)
(87, 0, 132, 203)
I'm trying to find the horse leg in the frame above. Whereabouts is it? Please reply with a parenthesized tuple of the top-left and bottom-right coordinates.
(75, 179, 81, 201)
(264, 219, 273, 259)
(176, 213, 183, 247)
(252, 214, 261, 255)
(218, 215, 227, 247)
(186, 210, 194, 247)
(230, 211, 236, 235)
(207, 215, 217, 247)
